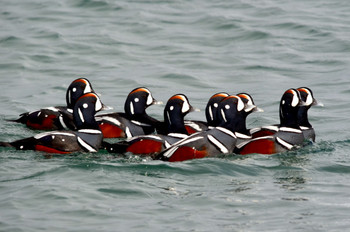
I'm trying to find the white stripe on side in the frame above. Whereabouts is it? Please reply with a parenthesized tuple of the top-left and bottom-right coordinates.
(167, 133, 188, 139)
(59, 115, 69, 130)
(216, 127, 236, 138)
(279, 127, 302, 133)
(163, 146, 179, 158)
(78, 129, 102, 134)
(45, 107, 59, 112)
(99, 116, 121, 126)
(276, 137, 294, 150)
(77, 137, 97, 152)
(125, 127, 132, 138)
(207, 134, 228, 153)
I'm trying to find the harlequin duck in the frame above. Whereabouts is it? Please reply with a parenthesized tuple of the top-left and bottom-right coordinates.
(0, 93, 109, 153)
(233, 93, 264, 145)
(9, 78, 95, 130)
(236, 88, 306, 155)
(156, 95, 260, 162)
(184, 92, 229, 134)
(297, 87, 322, 142)
(96, 87, 161, 138)
(102, 94, 194, 156)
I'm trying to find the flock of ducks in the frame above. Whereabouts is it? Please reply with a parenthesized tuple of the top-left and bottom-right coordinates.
(0, 78, 321, 162)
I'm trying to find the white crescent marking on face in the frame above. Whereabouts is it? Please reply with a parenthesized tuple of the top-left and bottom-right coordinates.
(302, 88, 313, 106)
(95, 95, 102, 111)
(146, 93, 153, 105)
(237, 97, 244, 111)
(182, 99, 190, 113)
(84, 83, 92, 94)
(291, 90, 299, 107)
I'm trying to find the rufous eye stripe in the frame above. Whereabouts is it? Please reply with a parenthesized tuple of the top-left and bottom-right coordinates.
(170, 94, 186, 101)
(73, 78, 88, 85)
(286, 89, 295, 95)
(77, 93, 97, 101)
(237, 94, 249, 100)
(211, 93, 229, 99)
(130, 88, 149, 95)
(297, 88, 308, 93)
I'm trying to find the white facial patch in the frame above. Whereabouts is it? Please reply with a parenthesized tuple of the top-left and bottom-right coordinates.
(181, 98, 190, 113)
(134, 98, 139, 103)
(291, 90, 299, 107)
(83, 103, 88, 109)
(225, 104, 230, 110)
(83, 82, 92, 93)
(95, 96, 103, 111)
(213, 103, 218, 108)
(303, 89, 313, 106)
(146, 93, 153, 105)
(72, 87, 77, 92)
(170, 106, 174, 111)
(237, 97, 244, 111)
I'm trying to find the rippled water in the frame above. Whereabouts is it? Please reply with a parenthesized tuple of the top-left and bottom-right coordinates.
(1, 0, 350, 231)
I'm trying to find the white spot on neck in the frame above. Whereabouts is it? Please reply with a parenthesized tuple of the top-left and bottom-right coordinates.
(221, 109, 227, 122)
(208, 105, 213, 121)
(78, 108, 84, 123)
(130, 102, 134, 115)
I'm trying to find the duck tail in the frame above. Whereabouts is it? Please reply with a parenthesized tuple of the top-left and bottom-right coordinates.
(6, 113, 28, 124)
(0, 141, 13, 147)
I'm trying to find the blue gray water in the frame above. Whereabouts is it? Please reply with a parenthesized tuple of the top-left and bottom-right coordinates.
(1, 0, 350, 231)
